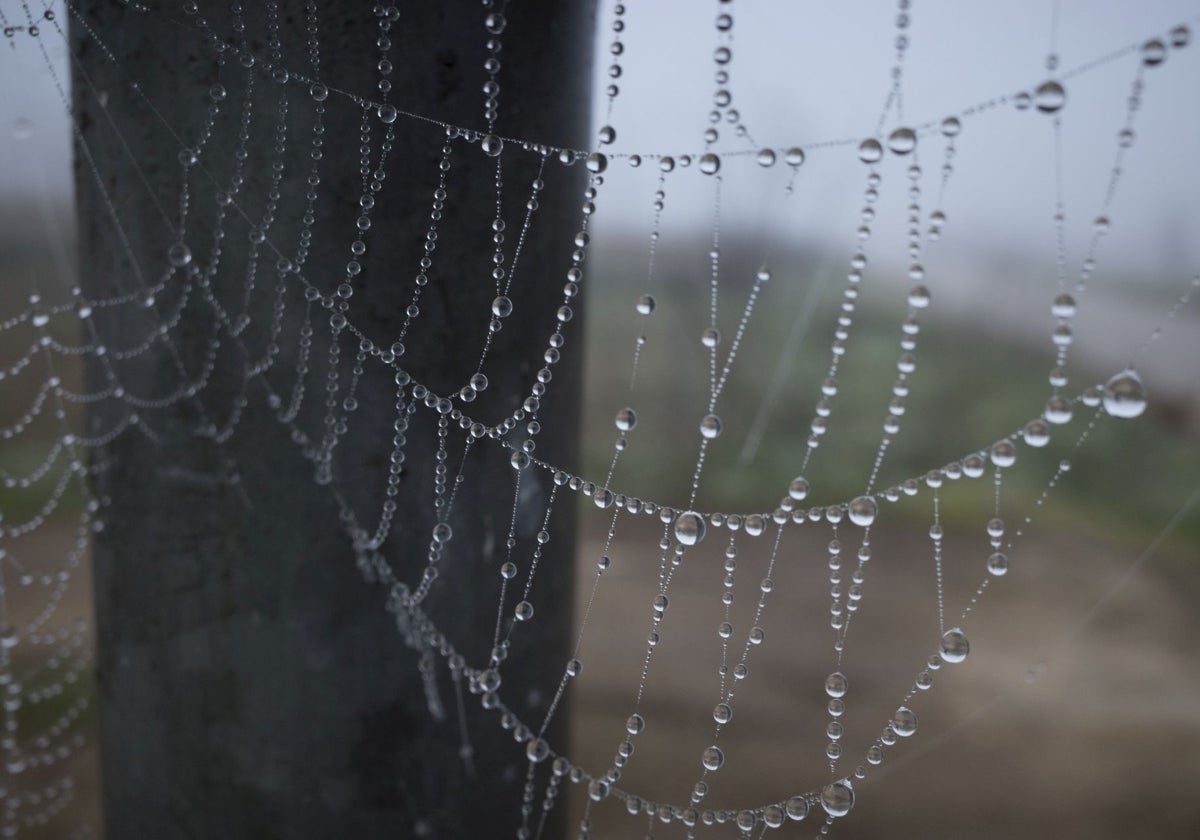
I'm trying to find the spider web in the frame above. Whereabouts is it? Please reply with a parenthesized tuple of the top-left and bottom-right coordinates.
(0, 1, 1198, 838)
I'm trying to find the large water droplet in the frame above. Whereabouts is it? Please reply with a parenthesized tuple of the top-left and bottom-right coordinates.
(586, 152, 608, 173)
(858, 138, 883, 164)
(785, 795, 809, 821)
(701, 745, 725, 771)
(481, 134, 503, 156)
(699, 414, 722, 439)
(492, 296, 513, 318)
(675, 511, 707, 546)
(377, 103, 398, 124)
(1142, 38, 1167, 66)
(788, 476, 810, 501)
(1035, 80, 1066, 113)
(167, 243, 192, 267)
(892, 706, 917, 737)
(825, 671, 848, 698)
(1103, 369, 1146, 418)
(699, 153, 721, 175)
(939, 627, 970, 664)
(713, 703, 733, 724)
(636, 294, 656, 315)
(847, 496, 878, 527)
(626, 713, 645, 735)
(820, 780, 854, 817)
(615, 407, 637, 432)
(887, 127, 916, 155)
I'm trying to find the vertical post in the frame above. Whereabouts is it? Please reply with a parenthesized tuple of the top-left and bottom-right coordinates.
(72, 1, 593, 837)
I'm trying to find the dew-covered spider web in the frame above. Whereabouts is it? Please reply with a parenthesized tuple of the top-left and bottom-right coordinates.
(1, 0, 1199, 837)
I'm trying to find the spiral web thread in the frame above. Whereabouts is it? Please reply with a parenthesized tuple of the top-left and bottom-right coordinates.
(0, 0, 1198, 837)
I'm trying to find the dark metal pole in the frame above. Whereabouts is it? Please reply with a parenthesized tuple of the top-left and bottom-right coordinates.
(72, 2, 592, 836)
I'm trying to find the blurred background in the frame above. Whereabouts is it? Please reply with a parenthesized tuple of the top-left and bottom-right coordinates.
(1, 0, 1198, 837)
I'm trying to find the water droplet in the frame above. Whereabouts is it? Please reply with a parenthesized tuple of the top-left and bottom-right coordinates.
(514, 600, 534, 621)
(1035, 80, 1066, 112)
(788, 476, 810, 501)
(481, 134, 503, 156)
(432, 522, 453, 543)
(887, 127, 916, 155)
(701, 327, 721, 348)
(701, 745, 725, 771)
(783, 795, 809, 821)
(309, 82, 328, 101)
(785, 147, 806, 166)
(586, 152, 608, 173)
(1142, 38, 1167, 66)
(588, 779, 610, 801)
(1051, 293, 1076, 318)
(492, 296, 513, 318)
(510, 451, 531, 470)
(987, 552, 1009, 576)
(1023, 419, 1050, 447)
(713, 703, 733, 724)
(167, 243, 192, 268)
(756, 148, 776, 167)
(699, 414, 722, 439)
(626, 713, 645, 735)
(762, 804, 785, 828)
(907, 285, 931, 308)
(636, 294, 656, 315)
(675, 511, 707, 546)
(485, 12, 506, 35)
(699, 153, 721, 175)
(1043, 396, 1073, 425)
(820, 780, 854, 817)
(847, 496, 877, 527)
(990, 439, 1016, 468)
(377, 103, 398, 124)
(526, 738, 549, 762)
(598, 124, 616, 144)
(892, 706, 917, 737)
(1169, 24, 1190, 49)
(939, 627, 970, 664)
(858, 138, 883, 164)
(940, 116, 961, 137)
(825, 671, 848, 698)
(1103, 369, 1146, 418)
(615, 407, 637, 432)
